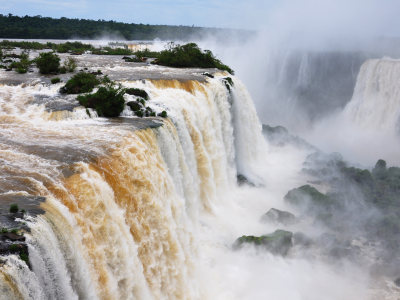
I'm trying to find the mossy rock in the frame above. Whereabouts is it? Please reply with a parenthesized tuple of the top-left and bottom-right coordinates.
(125, 88, 149, 100)
(284, 185, 338, 214)
(260, 208, 297, 226)
(233, 229, 293, 256)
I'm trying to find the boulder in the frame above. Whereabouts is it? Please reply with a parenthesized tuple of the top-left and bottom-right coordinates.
(293, 232, 313, 247)
(1, 233, 25, 242)
(260, 208, 297, 226)
(122, 56, 131, 60)
(233, 229, 293, 256)
(313, 212, 334, 228)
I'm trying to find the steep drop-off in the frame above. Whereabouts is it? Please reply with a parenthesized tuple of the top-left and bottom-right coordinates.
(0, 73, 267, 299)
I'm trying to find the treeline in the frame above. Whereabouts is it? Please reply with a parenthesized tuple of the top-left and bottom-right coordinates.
(0, 14, 253, 41)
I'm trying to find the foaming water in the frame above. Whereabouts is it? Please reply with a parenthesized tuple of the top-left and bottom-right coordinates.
(0, 67, 396, 299)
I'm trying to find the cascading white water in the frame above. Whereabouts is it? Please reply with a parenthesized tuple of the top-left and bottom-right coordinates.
(0, 73, 268, 299)
(343, 58, 400, 133)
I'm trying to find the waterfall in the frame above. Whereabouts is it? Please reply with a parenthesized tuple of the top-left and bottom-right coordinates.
(0, 73, 267, 299)
(343, 58, 400, 133)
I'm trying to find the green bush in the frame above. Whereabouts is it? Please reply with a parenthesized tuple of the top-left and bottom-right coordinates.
(60, 67, 67, 74)
(160, 111, 167, 118)
(77, 77, 126, 117)
(36, 52, 60, 74)
(9, 244, 18, 251)
(156, 42, 234, 75)
(1, 228, 8, 233)
(150, 112, 156, 117)
(62, 72, 100, 94)
(10, 203, 19, 213)
(51, 78, 61, 84)
(20, 251, 29, 266)
(135, 110, 144, 118)
(10, 229, 18, 234)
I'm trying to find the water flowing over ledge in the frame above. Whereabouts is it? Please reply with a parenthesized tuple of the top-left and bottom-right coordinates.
(0, 72, 267, 299)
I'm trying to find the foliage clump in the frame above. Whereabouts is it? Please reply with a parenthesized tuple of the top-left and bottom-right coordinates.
(61, 72, 99, 94)
(51, 78, 61, 84)
(10, 203, 19, 213)
(77, 76, 126, 117)
(36, 52, 60, 74)
(154, 42, 234, 75)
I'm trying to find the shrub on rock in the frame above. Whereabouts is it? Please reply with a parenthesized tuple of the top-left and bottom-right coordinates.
(77, 77, 126, 117)
(36, 52, 60, 74)
(61, 72, 100, 94)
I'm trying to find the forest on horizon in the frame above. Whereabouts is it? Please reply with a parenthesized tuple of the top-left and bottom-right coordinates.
(0, 14, 253, 41)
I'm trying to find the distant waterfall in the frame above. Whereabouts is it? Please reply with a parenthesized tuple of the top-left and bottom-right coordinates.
(343, 58, 400, 133)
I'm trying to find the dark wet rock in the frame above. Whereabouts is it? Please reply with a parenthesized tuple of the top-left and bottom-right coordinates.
(293, 232, 313, 247)
(233, 229, 293, 256)
(260, 208, 297, 226)
(316, 232, 337, 250)
(1, 233, 25, 242)
(122, 56, 131, 60)
(237, 174, 255, 187)
(127, 101, 142, 111)
(202, 72, 214, 78)
(5, 68, 12, 71)
(125, 88, 149, 100)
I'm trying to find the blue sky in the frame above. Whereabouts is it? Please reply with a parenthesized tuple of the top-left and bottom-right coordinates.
(0, 0, 399, 36)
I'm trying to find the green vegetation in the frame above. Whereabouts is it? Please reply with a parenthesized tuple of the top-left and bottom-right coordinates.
(234, 230, 293, 256)
(20, 250, 29, 266)
(284, 185, 338, 214)
(154, 42, 234, 74)
(51, 78, 61, 84)
(61, 72, 100, 94)
(160, 111, 167, 118)
(62, 57, 78, 72)
(36, 52, 60, 74)
(341, 160, 400, 214)
(4, 50, 31, 73)
(10, 229, 18, 234)
(10, 203, 19, 213)
(1, 228, 8, 233)
(9, 244, 18, 251)
(0, 14, 252, 41)
(96, 47, 132, 55)
(77, 76, 126, 117)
